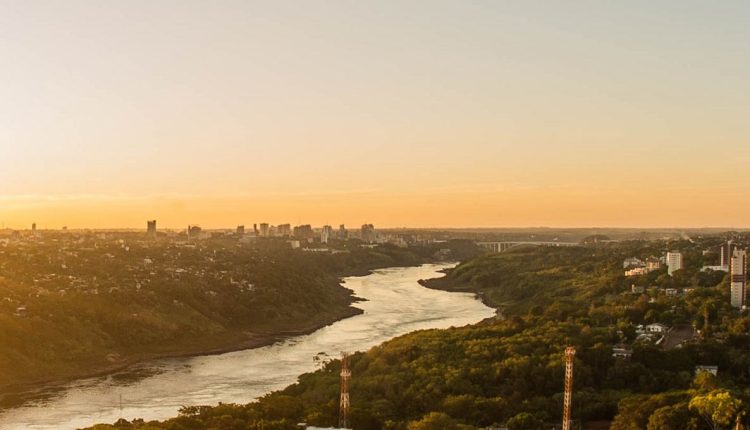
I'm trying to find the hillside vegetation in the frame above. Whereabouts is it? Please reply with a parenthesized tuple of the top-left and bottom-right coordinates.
(0, 235, 466, 403)
(85, 238, 750, 429)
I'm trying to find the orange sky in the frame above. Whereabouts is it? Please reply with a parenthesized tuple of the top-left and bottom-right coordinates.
(1, 1, 749, 229)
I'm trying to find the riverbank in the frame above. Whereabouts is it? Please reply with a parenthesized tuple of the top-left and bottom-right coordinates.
(0, 263, 431, 408)
(70, 243, 750, 430)
(0, 304, 363, 410)
(0, 239, 465, 408)
(418, 266, 503, 318)
(1, 262, 494, 430)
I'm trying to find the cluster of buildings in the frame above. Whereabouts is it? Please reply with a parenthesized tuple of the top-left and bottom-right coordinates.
(635, 322, 670, 346)
(624, 241, 749, 309)
(702, 240, 747, 309)
(701, 240, 739, 272)
(150, 222, 379, 245)
(623, 251, 684, 277)
(254, 223, 293, 238)
(623, 256, 663, 276)
(612, 324, 669, 358)
(10, 220, 445, 255)
(630, 284, 691, 298)
(140, 221, 436, 250)
(245, 223, 379, 244)
(0, 233, 265, 319)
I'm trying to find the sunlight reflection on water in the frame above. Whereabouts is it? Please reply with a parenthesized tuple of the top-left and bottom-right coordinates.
(0, 263, 495, 430)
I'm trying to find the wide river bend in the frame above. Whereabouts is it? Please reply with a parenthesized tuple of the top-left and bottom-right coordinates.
(0, 263, 495, 429)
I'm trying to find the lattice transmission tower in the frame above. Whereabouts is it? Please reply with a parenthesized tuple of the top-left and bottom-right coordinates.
(562, 346, 576, 430)
(339, 352, 351, 429)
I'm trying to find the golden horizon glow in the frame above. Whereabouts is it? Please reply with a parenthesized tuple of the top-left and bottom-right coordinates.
(2, 1, 750, 228)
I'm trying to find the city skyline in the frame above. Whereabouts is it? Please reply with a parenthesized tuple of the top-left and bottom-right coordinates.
(5, 187, 750, 230)
(2, 1, 750, 228)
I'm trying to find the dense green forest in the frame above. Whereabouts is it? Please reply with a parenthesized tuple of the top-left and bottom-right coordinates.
(77, 237, 750, 429)
(0, 234, 470, 404)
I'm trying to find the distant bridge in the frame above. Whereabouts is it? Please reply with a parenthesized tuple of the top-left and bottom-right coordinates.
(477, 241, 580, 253)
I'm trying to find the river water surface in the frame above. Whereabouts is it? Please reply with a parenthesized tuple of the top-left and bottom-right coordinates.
(0, 263, 495, 429)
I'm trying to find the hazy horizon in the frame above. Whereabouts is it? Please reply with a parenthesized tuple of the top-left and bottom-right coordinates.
(2, 1, 749, 228)
(5, 220, 750, 231)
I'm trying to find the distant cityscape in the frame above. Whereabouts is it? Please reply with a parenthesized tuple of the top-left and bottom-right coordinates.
(3, 219, 455, 257)
(19, 220, 395, 246)
(8, 221, 750, 312)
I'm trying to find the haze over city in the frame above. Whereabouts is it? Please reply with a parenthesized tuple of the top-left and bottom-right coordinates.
(2, 0, 749, 228)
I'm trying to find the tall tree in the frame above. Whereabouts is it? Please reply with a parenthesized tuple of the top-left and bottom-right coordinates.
(689, 391, 743, 430)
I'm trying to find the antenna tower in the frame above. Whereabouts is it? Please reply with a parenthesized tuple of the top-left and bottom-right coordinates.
(339, 352, 351, 429)
(562, 346, 576, 430)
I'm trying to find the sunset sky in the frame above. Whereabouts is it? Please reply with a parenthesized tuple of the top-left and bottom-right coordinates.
(1, 1, 749, 229)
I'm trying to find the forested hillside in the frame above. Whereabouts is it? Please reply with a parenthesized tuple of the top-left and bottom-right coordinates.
(0, 235, 466, 403)
(84, 238, 750, 429)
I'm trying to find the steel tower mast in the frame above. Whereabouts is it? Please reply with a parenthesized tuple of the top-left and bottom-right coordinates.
(562, 346, 576, 430)
(339, 352, 351, 429)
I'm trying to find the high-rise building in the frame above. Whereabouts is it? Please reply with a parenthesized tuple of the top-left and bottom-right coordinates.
(147, 220, 157, 236)
(666, 251, 683, 276)
(277, 224, 292, 237)
(259, 223, 270, 237)
(293, 224, 314, 240)
(253, 224, 259, 236)
(721, 240, 735, 269)
(31, 222, 36, 232)
(236, 225, 245, 235)
(338, 224, 348, 239)
(730, 249, 747, 309)
(321, 225, 334, 244)
(361, 224, 376, 243)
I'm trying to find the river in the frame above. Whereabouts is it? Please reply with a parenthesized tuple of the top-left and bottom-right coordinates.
(0, 263, 495, 429)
